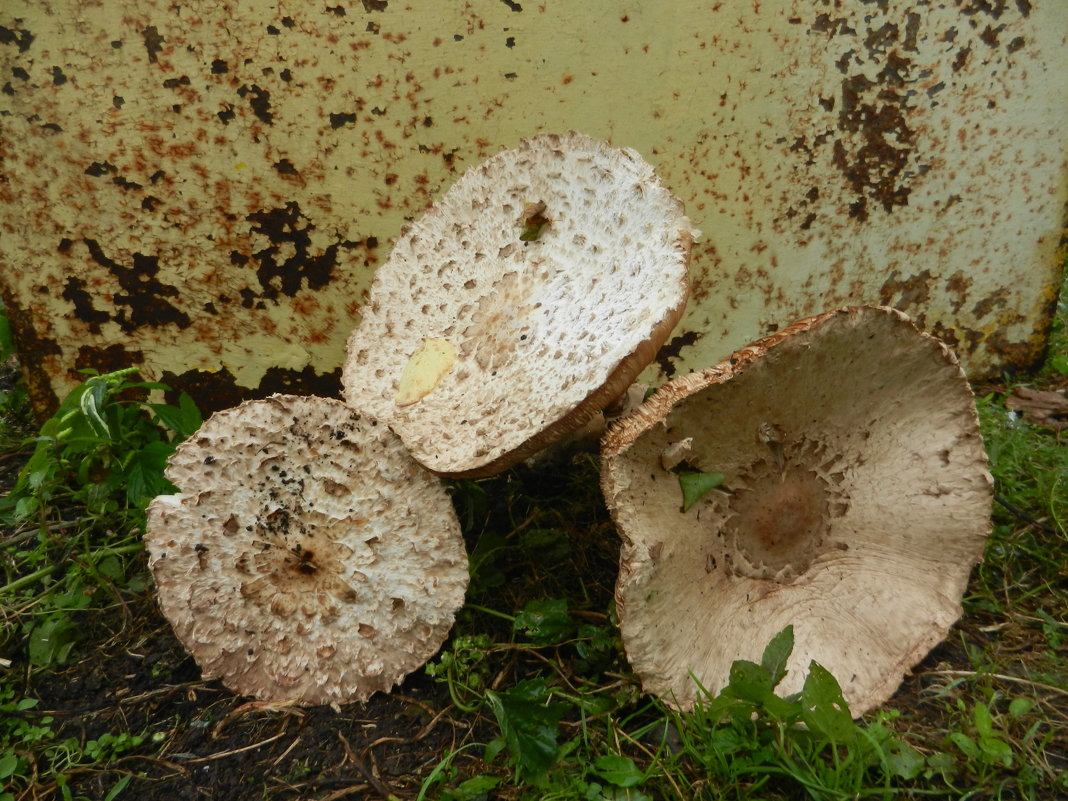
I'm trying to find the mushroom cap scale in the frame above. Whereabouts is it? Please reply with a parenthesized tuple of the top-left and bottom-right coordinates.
(145, 394, 468, 706)
(601, 306, 992, 716)
(343, 131, 697, 478)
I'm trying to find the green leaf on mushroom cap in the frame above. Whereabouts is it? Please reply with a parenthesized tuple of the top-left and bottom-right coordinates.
(678, 470, 725, 512)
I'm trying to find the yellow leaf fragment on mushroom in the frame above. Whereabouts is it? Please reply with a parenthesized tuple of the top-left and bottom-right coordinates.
(395, 339, 457, 407)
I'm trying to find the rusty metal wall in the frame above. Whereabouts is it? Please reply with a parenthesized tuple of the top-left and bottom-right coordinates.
(1, 1, 1065, 418)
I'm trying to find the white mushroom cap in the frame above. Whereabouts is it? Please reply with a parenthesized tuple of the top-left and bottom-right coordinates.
(601, 306, 992, 716)
(343, 132, 697, 478)
(144, 394, 468, 706)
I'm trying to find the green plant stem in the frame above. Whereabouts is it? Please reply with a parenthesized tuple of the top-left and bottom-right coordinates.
(0, 543, 143, 596)
(465, 603, 516, 623)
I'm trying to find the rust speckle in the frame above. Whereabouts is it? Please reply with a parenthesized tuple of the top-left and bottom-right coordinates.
(141, 25, 164, 63)
(75, 343, 144, 376)
(81, 240, 191, 333)
(879, 270, 934, 311)
(656, 331, 701, 378)
(161, 366, 342, 417)
(972, 288, 1009, 319)
(0, 295, 61, 419)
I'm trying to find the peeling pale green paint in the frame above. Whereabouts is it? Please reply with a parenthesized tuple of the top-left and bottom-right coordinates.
(0, 0, 1065, 418)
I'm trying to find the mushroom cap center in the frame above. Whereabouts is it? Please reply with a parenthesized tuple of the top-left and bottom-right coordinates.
(719, 435, 850, 583)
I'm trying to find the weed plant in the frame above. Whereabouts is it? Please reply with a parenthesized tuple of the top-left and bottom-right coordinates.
(0, 359, 200, 799)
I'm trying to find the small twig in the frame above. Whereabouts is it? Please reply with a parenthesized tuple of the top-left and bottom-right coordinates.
(179, 731, 287, 763)
(318, 785, 374, 801)
(994, 494, 1061, 535)
(924, 669, 1068, 698)
(272, 736, 302, 766)
(364, 702, 458, 752)
(212, 699, 304, 738)
(337, 732, 401, 801)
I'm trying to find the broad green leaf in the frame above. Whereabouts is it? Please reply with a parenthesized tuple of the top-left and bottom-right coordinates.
(28, 617, 80, 667)
(800, 662, 855, 742)
(95, 555, 125, 581)
(678, 471, 725, 512)
(948, 731, 979, 760)
(724, 659, 773, 703)
(593, 754, 643, 788)
(514, 598, 573, 645)
(125, 441, 178, 507)
(484, 678, 567, 783)
(444, 774, 500, 801)
(0, 752, 18, 780)
(760, 625, 793, 687)
(973, 701, 994, 739)
(883, 738, 926, 780)
(978, 735, 1014, 767)
(149, 394, 202, 437)
(1008, 697, 1034, 718)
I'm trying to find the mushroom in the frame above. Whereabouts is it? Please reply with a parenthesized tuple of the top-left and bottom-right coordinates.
(342, 132, 697, 478)
(600, 306, 993, 715)
(144, 394, 468, 705)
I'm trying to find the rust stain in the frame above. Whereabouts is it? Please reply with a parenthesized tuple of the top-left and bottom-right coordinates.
(878, 269, 935, 311)
(656, 331, 702, 378)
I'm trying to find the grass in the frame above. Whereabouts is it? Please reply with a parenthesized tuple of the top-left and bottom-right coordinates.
(0, 283, 1065, 800)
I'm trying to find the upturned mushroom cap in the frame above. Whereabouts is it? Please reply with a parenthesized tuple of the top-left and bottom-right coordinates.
(601, 306, 992, 716)
(144, 394, 468, 706)
(342, 132, 697, 478)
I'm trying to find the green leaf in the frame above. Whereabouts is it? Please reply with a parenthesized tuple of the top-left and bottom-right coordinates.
(760, 625, 793, 687)
(0, 752, 18, 780)
(978, 735, 1014, 767)
(484, 678, 567, 783)
(79, 379, 112, 439)
(95, 555, 125, 582)
(678, 471, 725, 512)
(1008, 697, 1034, 718)
(724, 659, 774, 704)
(949, 731, 979, 760)
(800, 662, 855, 742)
(149, 394, 202, 438)
(575, 623, 616, 667)
(593, 754, 643, 788)
(28, 616, 80, 667)
(518, 528, 570, 563)
(444, 775, 500, 801)
(973, 701, 994, 739)
(883, 738, 926, 780)
(514, 598, 573, 645)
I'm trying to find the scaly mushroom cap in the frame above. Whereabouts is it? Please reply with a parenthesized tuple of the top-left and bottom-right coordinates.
(601, 306, 992, 716)
(145, 394, 468, 706)
(343, 132, 697, 478)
